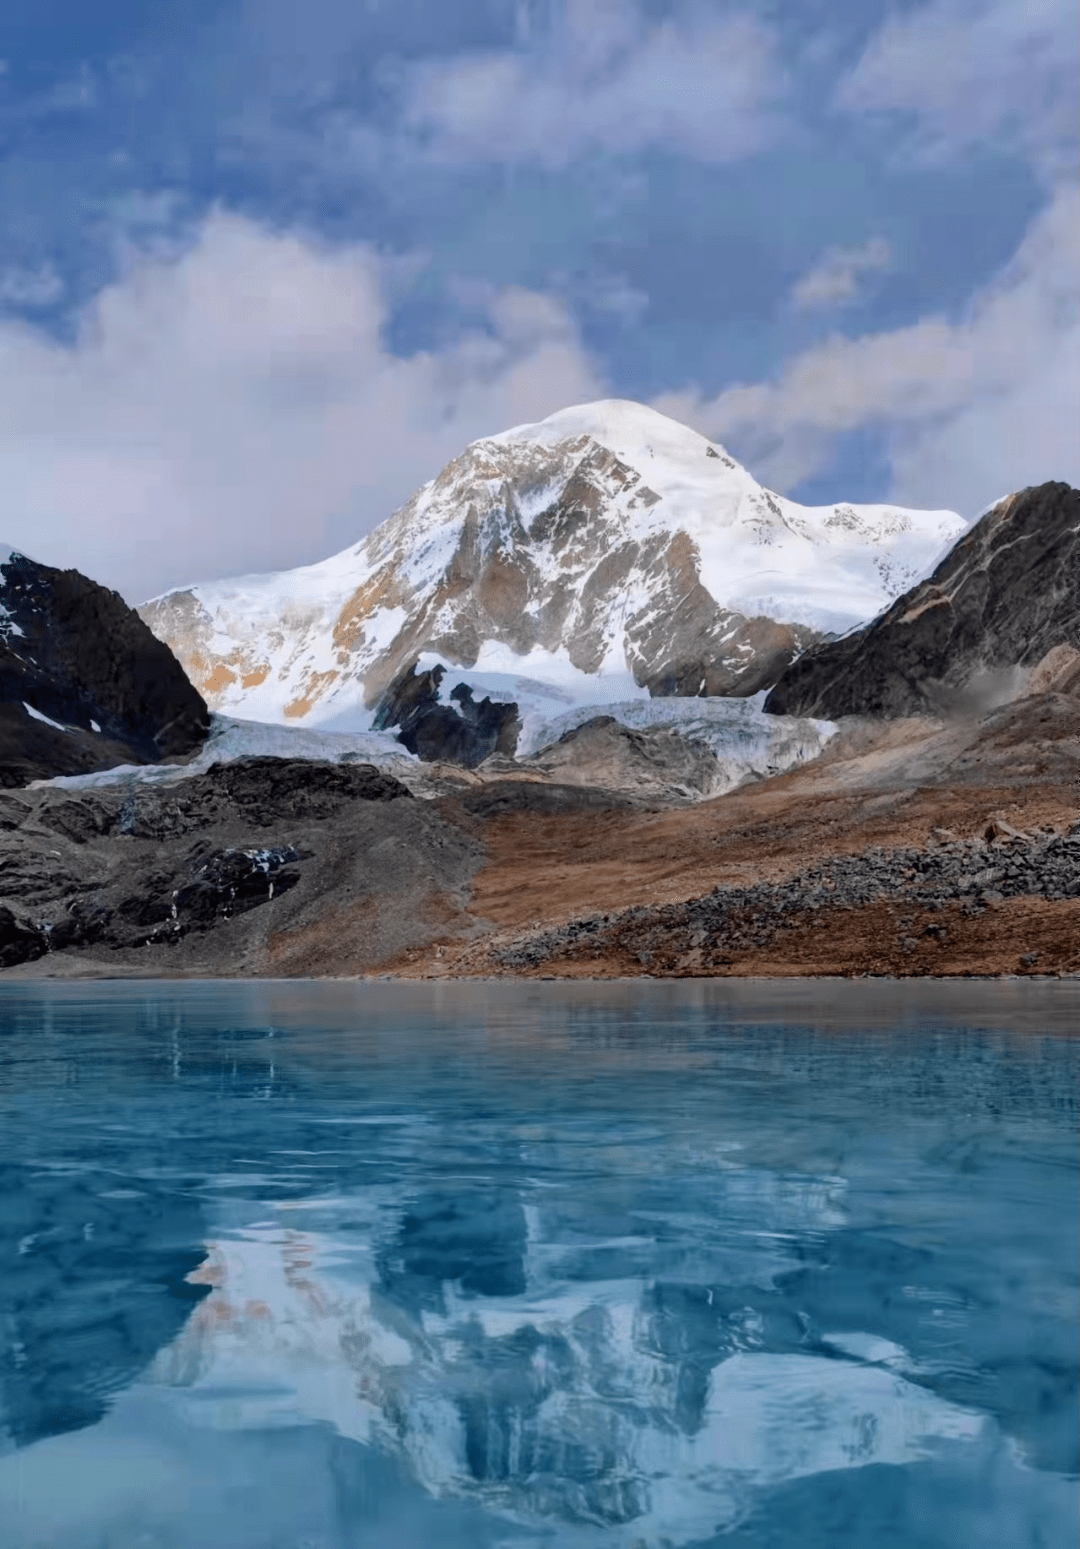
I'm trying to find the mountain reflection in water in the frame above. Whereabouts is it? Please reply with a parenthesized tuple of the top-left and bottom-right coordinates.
(0, 980, 1076, 1549)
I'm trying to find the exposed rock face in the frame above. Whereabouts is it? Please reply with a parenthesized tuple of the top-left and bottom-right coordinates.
(764, 483, 1080, 719)
(139, 400, 963, 726)
(0, 550, 209, 787)
(516, 714, 729, 803)
(373, 663, 521, 767)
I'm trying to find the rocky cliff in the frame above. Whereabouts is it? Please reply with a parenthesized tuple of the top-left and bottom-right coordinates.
(0, 549, 210, 787)
(372, 662, 521, 767)
(764, 483, 1080, 719)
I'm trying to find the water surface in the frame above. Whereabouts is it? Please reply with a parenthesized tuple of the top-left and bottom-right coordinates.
(0, 980, 1076, 1548)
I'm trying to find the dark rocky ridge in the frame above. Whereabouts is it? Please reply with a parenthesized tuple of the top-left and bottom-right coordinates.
(0, 551, 210, 786)
(764, 482, 1080, 719)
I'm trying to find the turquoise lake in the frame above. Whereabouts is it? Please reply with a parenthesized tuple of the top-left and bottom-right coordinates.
(0, 979, 1076, 1548)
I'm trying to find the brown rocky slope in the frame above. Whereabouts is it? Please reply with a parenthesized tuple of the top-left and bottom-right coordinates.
(5, 476, 1079, 982)
(393, 676, 1080, 981)
(4, 670, 1078, 982)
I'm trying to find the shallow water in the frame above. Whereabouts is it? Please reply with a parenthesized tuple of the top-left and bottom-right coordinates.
(0, 979, 1076, 1548)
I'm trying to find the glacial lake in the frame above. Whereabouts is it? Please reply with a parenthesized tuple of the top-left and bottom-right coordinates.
(0, 980, 1076, 1549)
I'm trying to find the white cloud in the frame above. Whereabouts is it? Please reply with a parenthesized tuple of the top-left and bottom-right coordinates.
(838, 0, 1079, 178)
(653, 184, 1080, 513)
(790, 237, 891, 311)
(395, 1, 785, 166)
(0, 212, 605, 603)
(0, 263, 64, 309)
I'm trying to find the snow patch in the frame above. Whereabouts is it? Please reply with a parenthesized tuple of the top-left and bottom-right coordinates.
(24, 702, 69, 733)
(0, 545, 32, 640)
(0, 605, 23, 640)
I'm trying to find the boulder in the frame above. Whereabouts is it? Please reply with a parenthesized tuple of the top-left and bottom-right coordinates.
(519, 714, 727, 803)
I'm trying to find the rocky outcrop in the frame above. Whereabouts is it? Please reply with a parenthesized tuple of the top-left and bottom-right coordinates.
(373, 663, 521, 767)
(515, 714, 729, 803)
(0, 550, 210, 787)
(764, 483, 1080, 719)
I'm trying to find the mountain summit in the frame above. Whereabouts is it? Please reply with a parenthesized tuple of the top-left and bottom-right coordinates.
(140, 399, 964, 728)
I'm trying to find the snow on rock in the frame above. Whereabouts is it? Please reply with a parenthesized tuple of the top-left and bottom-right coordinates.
(0, 543, 32, 639)
(493, 401, 963, 630)
(23, 702, 70, 733)
(360, 642, 835, 795)
(139, 400, 965, 730)
(1, 547, 209, 787)
(34, 689, 833, 807)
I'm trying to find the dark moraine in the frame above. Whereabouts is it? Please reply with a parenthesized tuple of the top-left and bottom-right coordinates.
(0, 755, 414, 966)
(0, 979, 1075, 1549)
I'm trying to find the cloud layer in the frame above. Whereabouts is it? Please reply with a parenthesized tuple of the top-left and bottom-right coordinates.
(654, 184, 1080, 513)
(0, 214, 604, 602)
(0, 0, 1073, 608)
(2, 179, 1075, 608)
(838, 0, 1079, 178)
(396, 0, 785, 166)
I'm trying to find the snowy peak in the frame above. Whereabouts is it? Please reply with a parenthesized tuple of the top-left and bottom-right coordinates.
(493, 396, 729, 467)
(139, 400, 965, 730)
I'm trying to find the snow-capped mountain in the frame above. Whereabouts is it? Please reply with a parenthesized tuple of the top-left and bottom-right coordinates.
(139, 400, 965, 731)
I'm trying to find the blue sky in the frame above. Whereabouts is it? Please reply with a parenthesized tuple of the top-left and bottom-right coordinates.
(0, 0, 1076, 600)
